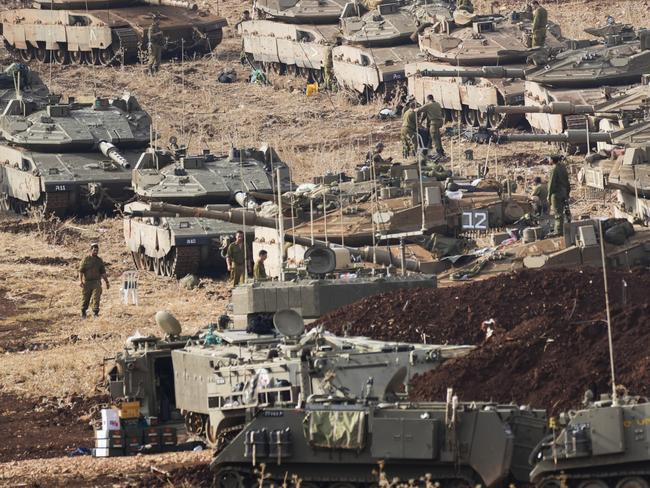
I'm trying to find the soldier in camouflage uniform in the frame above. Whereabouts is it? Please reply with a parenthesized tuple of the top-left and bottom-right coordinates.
(79, 243, 110, 318)
(531, 0, 548, 48)
(417, 94, 445, 156)
(323, 48, 334, 90)
(226, 230, 247, 286)
(401, 101, 418, 158)
(148, 15, 164, 75)
(547, 155, 571, 235)
(253, 250, 268, 281)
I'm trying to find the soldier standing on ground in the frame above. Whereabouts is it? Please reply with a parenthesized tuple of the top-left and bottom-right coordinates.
(226, 231, 246, 286)
(401, 101, 418, 158)
(417, 94, 445, 157)
(148, 14, 164, 75)
(547, 155, 571, 235)
(531, 0, 548, 48)
(79, 243, 110, 318)
(323, 48, 334, 90)
(253, 250, 269, 281)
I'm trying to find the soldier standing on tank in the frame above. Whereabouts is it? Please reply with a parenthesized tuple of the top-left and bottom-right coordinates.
(547, 155, 571, 235)
(417, 94, 445, 157)
(226, 231, 246, 286)
(79, 243, 110, 318)
(531, 0, 548, 48)
(148, 14, 164, 75)
(401, 101, 418, 158)
(366, 142, 393, 173)
(530, 176, 549, 215)
(253, 250, 269, 281)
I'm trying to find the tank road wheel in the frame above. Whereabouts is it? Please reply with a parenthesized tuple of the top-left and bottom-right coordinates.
(578, 480, 609, 488)
(487, 110, 506, 129)
(270, 62, 285, 75)
(464, 108, 479, 127)
(450, 109, 462, 124)
(205, 421, 219, 448)
(0, 192, 10, 212)
(18, 48, 34, 63)
(616, 479, 650, 488)
(131, 252, 141, 270)
(97, 47, 115, 66)
(34, 47, 51, 63)
(215, 469, 245, 488)
(136, 249, 148, 270)
(311, 68, 324, 84)
(184, 412, 206, 436)
(52, 47, 68, 65)
(69, 50, 85, 64)
(152, 256, 162, 276)
(287, 64, 299, 76)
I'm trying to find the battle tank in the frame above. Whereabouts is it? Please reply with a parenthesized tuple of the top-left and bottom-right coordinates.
(530, 394, 650, 488)
(253, 0, 349, 24)
(407, 10, 566, 128)
(0, 92, 151, 215)
(124, 145, 291, 277)
(0, 0, 227, 65)
(211, 394, 547, 487)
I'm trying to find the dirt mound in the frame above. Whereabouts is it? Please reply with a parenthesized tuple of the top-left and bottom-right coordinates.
(410, 303, 650, 414)
(315, 268, 650, 412)
(15, 256, 76, 266)
(0, 218, 80, 245)
(315, 268, 650, 345)
(0, 393, 107, 462)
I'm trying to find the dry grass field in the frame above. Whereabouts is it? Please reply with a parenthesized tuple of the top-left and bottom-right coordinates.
(0, 0, 648, 484)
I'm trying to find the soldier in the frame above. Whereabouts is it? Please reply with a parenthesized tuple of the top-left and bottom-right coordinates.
(530, 176, 548, 215)
(148, 14, 164, 75)
(417, 94, 445, 157)
(226, 230, 246, 286)
(79, 243, 110, 318)
(547, 155, 570, 235)
(323, 48, 334, 90)
(253, 250, 269, 281)
(401, 101, 418, 158)
(531, 0, 548, 48)
(366, 142, 393, 172)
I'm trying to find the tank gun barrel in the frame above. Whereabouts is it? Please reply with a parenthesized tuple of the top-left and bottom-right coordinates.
(99, 141, 131, 169)
(498, 129, 612, 144)
(490, 102, 596, 115)
(142, 0, 198, 9)
(127, 202, 428, 272)
(419, 67, 526, 79)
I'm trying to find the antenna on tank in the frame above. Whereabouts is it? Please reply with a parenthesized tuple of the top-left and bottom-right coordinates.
(598, 219, 618, 405)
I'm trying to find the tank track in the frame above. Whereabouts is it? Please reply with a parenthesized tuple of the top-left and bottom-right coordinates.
(537, 469, 650, 488)
(112, 27, 140, 61)
(131, 246, 201, 278)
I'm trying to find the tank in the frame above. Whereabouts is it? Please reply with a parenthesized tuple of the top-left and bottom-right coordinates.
(0, 93, 151, 215)
(418, 11, 566, 66)
(124, 145, 291, 277)
(253, 0, 349, 24)
(530, 395, 650, 488)
(211, 395, 547, 487)
(339, 1, 452, 47)
(0, 0, 227, 65)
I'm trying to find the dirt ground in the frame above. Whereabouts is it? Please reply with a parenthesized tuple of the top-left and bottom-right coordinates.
(1, 0, 648, 485)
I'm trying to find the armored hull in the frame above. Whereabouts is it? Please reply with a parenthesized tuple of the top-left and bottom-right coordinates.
(0, 0, 227, 65)
(254, 0, 348, 24)
(125, 145, 291, 277)
(0, 93, 151, 215)
(212, 400, 547, 487)
(531, 398, 650, 487)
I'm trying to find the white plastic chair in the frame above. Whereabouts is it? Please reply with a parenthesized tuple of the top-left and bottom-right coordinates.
(120, 271, 139, 305)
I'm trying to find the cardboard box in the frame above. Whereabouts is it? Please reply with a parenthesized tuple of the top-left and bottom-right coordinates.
(100, 408, 120, 431)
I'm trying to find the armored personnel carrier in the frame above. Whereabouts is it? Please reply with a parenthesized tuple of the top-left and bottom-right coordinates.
(0, 0, 227, 65)
(211, 394, 547, 487)
(0, 93, 151, 215)
(124, 145, 291, 277)
(530, 394, 650, 488)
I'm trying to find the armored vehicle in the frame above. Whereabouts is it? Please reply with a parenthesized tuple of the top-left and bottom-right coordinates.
(177, 310, 473, 449)
(418, 11, 566, 66)
(240, 20, 339, 82)
(0, 0, 227, 65)
(530, 394, 650, 488)
(124, 145, 291, 277)
(211, 395, 547, 487)
(254, 0, 349, 24)
(0, 93, 151, 215)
